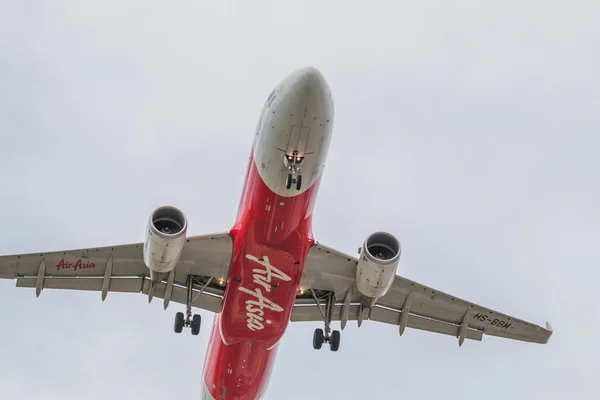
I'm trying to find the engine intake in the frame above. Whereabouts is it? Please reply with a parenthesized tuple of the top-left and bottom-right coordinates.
(143, 206, 188, 275)
(356, 232, 401, 300)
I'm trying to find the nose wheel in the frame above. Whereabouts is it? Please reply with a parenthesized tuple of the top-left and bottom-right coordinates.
(286, 174, 302, 190)
(174, 276, 212, 336)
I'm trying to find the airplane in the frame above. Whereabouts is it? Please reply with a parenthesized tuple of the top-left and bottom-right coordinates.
(0, 66, 552, 400)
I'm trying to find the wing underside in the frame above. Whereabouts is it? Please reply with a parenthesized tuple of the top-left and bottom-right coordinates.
(0, 232, 233, 312)
(294, 242, 552, 345)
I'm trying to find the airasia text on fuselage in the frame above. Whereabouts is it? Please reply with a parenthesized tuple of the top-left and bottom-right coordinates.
(238, 254, 292, 331)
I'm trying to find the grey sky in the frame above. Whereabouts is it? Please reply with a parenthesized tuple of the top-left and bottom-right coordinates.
(0, 1, 598, 399)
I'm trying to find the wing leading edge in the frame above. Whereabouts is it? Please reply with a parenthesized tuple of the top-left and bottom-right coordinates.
(294, 242, 552, 345)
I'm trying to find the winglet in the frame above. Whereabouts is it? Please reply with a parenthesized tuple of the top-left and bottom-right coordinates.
(540, 321, 554, 344)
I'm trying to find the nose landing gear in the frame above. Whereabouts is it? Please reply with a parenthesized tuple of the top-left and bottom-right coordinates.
(284, 150, 304, 191)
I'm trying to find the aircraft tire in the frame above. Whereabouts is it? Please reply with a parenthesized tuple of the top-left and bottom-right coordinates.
(286, 174, 292, 189)
(313, 328, 324, 350)
(296, 175, 302, 190)
(191, 314, 201, 336)
(174, 312, 185, 334)
(330, 330, 341, 352)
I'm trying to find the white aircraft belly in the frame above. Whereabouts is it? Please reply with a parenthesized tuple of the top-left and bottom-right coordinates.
(253, 70, 334, 197)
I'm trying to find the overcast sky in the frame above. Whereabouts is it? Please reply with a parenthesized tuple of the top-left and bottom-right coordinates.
(0, 1, 598, 399)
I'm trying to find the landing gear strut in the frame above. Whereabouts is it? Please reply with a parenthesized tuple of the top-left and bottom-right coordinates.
(174, 276, 212, 336)
(310, 289, 341, 352)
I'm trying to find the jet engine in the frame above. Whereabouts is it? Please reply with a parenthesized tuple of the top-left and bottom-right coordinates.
(356, 232, 401, 300)
(143, 206, 188, 277)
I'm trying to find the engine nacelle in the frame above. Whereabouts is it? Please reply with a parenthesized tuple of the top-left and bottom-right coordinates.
(143, 206, 188, 275)
(356, 232, 401, 300)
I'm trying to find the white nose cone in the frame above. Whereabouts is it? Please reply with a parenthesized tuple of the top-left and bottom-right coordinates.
(253, 66, 334, 198)
(281, 66, 332, 120)
(292, 66, 329, 96)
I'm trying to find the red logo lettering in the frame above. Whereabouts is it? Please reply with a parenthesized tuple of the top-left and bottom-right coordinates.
(55, 258, 96, 272)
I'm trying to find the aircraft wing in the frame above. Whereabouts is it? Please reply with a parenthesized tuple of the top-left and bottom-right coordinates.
(292, 242, 553, 345)
(0, 232, 233, 311)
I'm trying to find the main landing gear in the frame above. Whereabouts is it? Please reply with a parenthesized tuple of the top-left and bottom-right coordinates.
(310, 289, 341, 352)
(174, 311, 201, 336)
(174, 276, 212, 336)
(313, 327, 341, 352)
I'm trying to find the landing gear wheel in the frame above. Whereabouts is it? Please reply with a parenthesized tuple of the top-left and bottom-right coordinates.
(313, 328, 324, 350)
(330, 330, 341, 352)
(191, 314, 201, 336)
(286, 174, 292, 189)
(296, 175, 302, 190)
(175, 276, 212, 337)
(174, 312, 184, 334)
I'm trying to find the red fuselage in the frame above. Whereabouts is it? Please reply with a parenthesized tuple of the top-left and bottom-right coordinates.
(201, 67, 333, 400)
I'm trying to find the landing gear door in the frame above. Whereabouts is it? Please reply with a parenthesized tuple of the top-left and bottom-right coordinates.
(289, 124, 310, 153)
